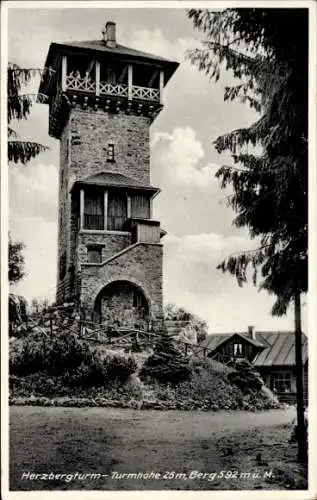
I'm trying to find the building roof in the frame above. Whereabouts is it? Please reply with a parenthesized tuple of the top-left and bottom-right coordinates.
(72, 171, 160, 196)
(200, 331, 308, 367)
(63, 40, 175, 64)
(39, 40, 179, 95)
(253, 331, 308, 367)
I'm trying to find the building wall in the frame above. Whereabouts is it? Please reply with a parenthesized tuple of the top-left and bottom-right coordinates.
(56, 106, 161, 318)
(80, 243, 164, 327)
(56, 121, 72, 301)
(214, 335, 258, 362)
(78, 232, 132, 262)
(259, 365, 308, 406)
(65, 107, 151, 186)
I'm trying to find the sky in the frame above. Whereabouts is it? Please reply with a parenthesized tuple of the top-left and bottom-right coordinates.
(6, 5, 306, 333)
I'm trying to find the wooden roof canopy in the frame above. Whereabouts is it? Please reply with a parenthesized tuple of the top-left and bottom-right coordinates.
(38, 21, 179, 97)
(71, 172, 160, 197)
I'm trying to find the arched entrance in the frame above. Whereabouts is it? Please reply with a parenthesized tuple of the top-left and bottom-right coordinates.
(94, 280, 150, 329)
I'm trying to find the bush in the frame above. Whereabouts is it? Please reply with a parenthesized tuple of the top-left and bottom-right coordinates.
(140, 332, 191, 384)
(103, 353, 137, 382)
(228, 359, 264, 393)
(47, 332, 94, 375)
(9, 372, 68, 397)
(61, 351, 137, 388)
(10, 337, 46, 375)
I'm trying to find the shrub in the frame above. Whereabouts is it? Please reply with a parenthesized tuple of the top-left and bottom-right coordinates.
(47, 332, 94, 374)
(103, 353, 137, 382)
(140, 331, 191, 384)
(228, 359, 264, 393)
(63, 362, 106, 388)
(10, 337, 46, 375)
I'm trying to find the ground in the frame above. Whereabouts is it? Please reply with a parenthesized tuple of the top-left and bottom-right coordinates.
(9, 406, 307, 491)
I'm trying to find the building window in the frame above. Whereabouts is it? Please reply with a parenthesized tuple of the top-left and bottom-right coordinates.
(106, 143, 115, 162)
(233, 342, 244, 357)
(84, 190, 104, 230)
(271, 371, 292, 393)
(87, 247, 102, 263)
(107, 190, 127, 231)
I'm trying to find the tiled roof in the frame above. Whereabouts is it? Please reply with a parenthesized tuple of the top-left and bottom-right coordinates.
(64, 40, 175, 64)
(200, 331, 308, 367)
(74, 171, 159, 193)
(253, 331, 308, 367)
(200, 334, 231, 352)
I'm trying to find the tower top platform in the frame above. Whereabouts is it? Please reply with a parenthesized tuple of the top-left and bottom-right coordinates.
(39, 22, 179, 97)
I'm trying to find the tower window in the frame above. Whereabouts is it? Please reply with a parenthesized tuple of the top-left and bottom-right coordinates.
(106, 143, 115, 162)
(87, 247, 102, 263)
(107, 190, 127, 231)
(84, 190, 104, 230)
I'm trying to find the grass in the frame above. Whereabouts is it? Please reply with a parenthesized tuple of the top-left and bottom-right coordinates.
(9, 405, 306, 491)
(214, 424, 308, 490)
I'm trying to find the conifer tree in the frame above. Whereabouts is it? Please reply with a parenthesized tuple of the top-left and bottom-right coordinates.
(8, 63, 48, 164)
(187, 8, 308, 462)
(8, 63, 50, 319)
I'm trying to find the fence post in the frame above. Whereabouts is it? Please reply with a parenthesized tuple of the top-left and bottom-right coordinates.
(49, 315, 53, 340)
(43, 335, 46, 365)
(185, 344, 188, 357)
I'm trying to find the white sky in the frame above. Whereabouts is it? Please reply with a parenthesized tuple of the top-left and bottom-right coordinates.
(6, 6, 307, 333)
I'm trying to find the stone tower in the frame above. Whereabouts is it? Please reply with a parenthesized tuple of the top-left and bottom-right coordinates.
(38, 22, 179, 330)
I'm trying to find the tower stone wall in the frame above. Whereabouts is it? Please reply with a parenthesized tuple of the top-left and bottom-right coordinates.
(40, 24, 179, 325)
(64, 108, 151, 186)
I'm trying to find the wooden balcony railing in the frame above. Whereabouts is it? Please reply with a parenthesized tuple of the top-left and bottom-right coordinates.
(99, 82, 128, 98)
(66, 76, 96, 92)
(131, 85, 160, 101)
(65, 76, 160, 102)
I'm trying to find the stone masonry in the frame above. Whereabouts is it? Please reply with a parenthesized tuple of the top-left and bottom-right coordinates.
(41, 25, 179, 326)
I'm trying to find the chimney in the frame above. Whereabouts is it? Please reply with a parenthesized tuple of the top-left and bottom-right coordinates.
(102, 22, 117, 48)
(248, 325, 256, 340)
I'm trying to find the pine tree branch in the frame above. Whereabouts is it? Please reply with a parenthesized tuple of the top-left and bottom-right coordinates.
(8, 141, 49, 164)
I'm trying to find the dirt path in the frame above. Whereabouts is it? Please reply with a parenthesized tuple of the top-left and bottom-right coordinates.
(9, 406, 296, 490)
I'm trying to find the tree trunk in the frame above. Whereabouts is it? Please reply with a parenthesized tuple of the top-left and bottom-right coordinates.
(294, 291, 308, 462)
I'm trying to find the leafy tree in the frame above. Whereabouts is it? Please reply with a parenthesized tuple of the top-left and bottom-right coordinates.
(164, 303, 208, 343)
(187, 8, 308, 462)
(9, 235, 25, 285)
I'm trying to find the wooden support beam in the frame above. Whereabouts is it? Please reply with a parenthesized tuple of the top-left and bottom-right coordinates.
(104, 189, 108, 230)
(128, 64, 133, 101)
(61, 56, 67, 91)
(159, 69, 164, 105)
(95, 61, 100, 96)
(127, 194, 131, 218)
(80, 189, 85, 230)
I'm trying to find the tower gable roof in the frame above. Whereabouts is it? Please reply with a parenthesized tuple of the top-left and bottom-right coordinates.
(39, 40, 179, 95)
(72, 171, 160, 196)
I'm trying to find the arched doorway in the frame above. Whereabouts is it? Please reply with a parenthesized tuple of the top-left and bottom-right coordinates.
(94, 280, 150, 330)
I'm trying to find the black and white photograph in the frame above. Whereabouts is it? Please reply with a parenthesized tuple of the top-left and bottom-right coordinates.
(1, 1, 316, 496)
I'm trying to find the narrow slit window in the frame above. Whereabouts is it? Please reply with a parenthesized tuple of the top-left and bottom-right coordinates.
(107, 143, 115, 162)
(87, 247, 102, 263)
